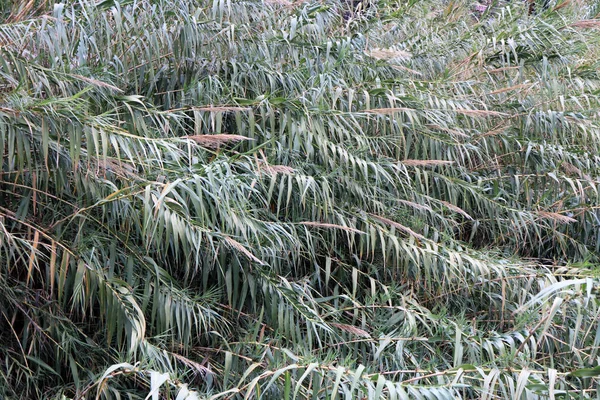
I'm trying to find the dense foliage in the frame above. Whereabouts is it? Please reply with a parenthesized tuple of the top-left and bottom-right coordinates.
(2, 0, 600, 398)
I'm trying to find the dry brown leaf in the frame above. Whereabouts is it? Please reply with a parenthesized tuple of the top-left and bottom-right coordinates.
(172, 353, 210, 376)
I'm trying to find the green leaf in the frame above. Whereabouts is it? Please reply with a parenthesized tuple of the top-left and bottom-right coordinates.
(570, 367, 600, 378)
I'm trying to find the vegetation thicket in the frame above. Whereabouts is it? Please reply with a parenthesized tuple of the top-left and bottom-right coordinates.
(3, 0, 600, 398)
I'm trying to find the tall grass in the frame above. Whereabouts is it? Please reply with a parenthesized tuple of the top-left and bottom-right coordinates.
(2, 0, 600, 398)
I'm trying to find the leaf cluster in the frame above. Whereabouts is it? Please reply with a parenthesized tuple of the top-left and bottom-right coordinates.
(2, 0, 600, 399)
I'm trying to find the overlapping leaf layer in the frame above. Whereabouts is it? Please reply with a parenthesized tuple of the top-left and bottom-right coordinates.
(2, 0, 600, 398)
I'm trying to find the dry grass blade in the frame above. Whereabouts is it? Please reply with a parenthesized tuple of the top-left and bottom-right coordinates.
(401, 159, 455, 167)
(172, 353, 210, 376)
(299, 222, 365, 234)
(0, 107, 19, 115)
(4, 0, 600, 397)
(369, 214, 426, 240)
(330, 323, 370, 338)
(6, 0, 50, 22)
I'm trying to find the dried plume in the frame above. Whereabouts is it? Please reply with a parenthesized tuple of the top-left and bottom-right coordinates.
(370, 214, 426, 241)
(96, 158, 138, 178)
(390, 64, 423, 76)
(537, 211, 577, 224)
(192, 106, 251, 112)
(299, 222, 365, 234)
(183, 134, 253, 149)
(365, 48, 412, 61)
(488, 83, 533, 95)
(476, 124, 509, 138)
(454, 108, 509, 117)
(72, 74, 123, 93)
(330, 322, 371, 338)
(561, 161, 583, 178)
(260, 164, 296, 176)
(365, 107, 414, 115)
(571, 20, 600, 29)
(224, 236, 264, 264)
(440, 200, 474, 220)
(425, 124, 469, 138)
(401, 159, 455, 167)
(398, 199, 433, 213)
